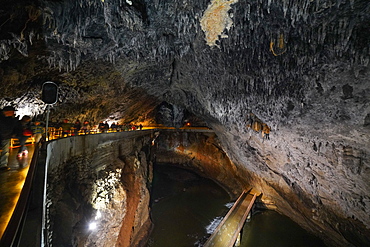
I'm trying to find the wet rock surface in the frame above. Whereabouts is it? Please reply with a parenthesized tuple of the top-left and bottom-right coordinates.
(154, 130, 248, 196)
(46, 134, 153, 247)
(1, 0, 370, 246)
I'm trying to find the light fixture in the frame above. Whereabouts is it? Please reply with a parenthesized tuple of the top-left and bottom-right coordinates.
(89, 221, 97, 231)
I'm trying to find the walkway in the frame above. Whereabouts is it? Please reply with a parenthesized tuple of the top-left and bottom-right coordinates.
(203, 190, 257, 247)
(0, 145, 35, 239)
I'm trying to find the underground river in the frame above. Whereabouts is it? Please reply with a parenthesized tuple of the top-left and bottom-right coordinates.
(147, 164, 327, 247)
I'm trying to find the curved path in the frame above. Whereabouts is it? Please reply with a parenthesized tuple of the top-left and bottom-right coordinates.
(0, 145, 35, 238)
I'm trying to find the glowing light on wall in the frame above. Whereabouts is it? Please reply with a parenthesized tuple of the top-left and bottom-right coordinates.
(0, 95, 48, 120)
(89, 222, 97, 230)
(95, 210, 101, 219)
(91, 169, 122, 210)
(88, 169, 124, 232)
(103, 119, 117, 128)
(88, 210, 102, 231)
(15, 104, 44, 119)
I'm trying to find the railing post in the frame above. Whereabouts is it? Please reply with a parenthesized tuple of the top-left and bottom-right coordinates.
(41, 146, 49, 247)
(246, 211, 251, 222)
(235, 232, 241, 246)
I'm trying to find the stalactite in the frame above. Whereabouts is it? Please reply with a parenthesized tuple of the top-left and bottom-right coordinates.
(0, 41, 11, 61)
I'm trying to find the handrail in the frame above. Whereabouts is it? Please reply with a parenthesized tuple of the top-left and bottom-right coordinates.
(229, 193, 257, 246)
(204, 190, 249, 245)
(203, 189, 257, 247)
(0, 142, 40, 247)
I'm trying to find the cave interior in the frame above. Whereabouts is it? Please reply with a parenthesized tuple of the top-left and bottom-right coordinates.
(0, 0, 369, 246)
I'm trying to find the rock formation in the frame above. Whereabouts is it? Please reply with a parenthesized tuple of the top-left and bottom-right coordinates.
(0, 0, 369, 246)
(45, 132, 154, 247)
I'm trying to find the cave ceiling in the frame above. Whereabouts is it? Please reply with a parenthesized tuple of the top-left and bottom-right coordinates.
(0, 0, 368, 126)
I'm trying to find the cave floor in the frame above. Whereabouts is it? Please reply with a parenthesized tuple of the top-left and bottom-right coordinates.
(0, 145, 35, 239)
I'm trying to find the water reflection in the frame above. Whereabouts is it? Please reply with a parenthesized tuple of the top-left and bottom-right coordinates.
(240, 210, 327, 247)
(148, 164, 230, 246)
(148, 164, 326, 247)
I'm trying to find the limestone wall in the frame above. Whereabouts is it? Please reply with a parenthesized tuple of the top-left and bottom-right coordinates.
(153, 129, 249, 197)
(45, 131, 154, 247)
(153, 128, 370, 247)
(214, 122, 370, 247)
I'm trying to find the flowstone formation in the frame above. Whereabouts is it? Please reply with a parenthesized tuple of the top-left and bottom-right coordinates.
(200, 0, 238, 47)
(0, 0, 369, 246)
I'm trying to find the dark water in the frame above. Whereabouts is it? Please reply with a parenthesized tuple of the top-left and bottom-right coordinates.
(147, 164, 326, 247)
(240, 210, 327, 247)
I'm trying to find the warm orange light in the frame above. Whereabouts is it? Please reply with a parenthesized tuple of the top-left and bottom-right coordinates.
(0, 166, 30, 238)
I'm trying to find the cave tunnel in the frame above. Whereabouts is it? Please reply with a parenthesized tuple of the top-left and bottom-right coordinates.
(0, 0, 369, 246)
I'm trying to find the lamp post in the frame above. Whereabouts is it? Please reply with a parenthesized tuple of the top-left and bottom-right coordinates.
(41, 81, 58, 141)
(40, 81, 58, 247)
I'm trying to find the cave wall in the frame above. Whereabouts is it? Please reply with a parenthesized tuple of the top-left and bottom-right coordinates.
(153, 128, 370, 246)
(213, 122, 370, 247)
(153, 129, 250, 196)
(45, 131, 154, 247)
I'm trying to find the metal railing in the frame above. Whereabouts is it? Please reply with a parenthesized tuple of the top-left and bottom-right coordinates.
(203, 189, 257, 247)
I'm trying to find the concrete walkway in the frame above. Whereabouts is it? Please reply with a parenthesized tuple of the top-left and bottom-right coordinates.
(0, 145, 35, 238)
